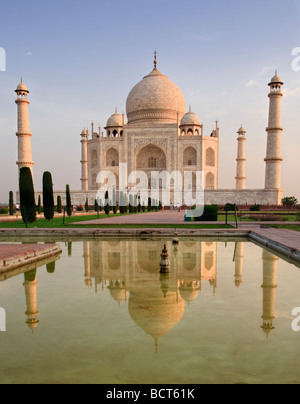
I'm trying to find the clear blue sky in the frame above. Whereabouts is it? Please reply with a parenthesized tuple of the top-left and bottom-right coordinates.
(0, 0, 300, 202)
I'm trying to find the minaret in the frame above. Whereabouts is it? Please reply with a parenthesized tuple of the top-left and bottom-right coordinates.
(15, 80, 34, 176)
(265, 73, 284, 190)
(261, 250, 278, 337)
(80, 129, 89, 191)
(235, 126, 246, 190)
(234, 242, 244, 288)
(23, 269, 39, 332)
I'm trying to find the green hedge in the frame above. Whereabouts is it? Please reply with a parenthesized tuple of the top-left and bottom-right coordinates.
(194, 205, 219, 222)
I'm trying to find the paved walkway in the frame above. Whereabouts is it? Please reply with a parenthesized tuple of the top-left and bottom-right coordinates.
(74, 210, 300, 226)
(77, 211, 188, 225)
(247, 227, 300, 251)
(247, 226, 300, 262)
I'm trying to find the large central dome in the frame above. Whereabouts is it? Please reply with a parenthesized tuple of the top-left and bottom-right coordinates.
(126, 61, 186, 125)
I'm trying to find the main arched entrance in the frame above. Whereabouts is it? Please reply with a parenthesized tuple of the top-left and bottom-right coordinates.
(136, 144, 167, 188)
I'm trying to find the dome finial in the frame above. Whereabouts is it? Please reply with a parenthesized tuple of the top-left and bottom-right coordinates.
(154, 50, 157, 70)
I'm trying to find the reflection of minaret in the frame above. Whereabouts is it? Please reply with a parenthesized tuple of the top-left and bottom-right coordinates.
(83, 241, 92, 287)
(234, 242, 244, 288)
(261, 250, 279, 337)
(23, 269, 39, 332)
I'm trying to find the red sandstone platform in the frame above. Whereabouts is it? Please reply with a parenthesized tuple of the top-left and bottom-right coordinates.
(0, 244, 62, 274)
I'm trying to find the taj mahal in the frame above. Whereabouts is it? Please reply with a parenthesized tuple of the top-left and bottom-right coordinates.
(15, 53, 284, 206)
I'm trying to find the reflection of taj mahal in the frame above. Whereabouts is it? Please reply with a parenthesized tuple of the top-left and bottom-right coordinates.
(82, 240, 279, 345)
(11, 241, 280, 345)
(84, 240, 217, 349)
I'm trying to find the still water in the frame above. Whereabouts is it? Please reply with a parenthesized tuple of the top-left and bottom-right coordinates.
(0, 239, 300, 384)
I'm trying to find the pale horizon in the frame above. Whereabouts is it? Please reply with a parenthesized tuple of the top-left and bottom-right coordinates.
(1, 0, 300, 203)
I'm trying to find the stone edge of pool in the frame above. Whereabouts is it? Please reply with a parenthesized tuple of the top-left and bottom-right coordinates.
(0, 244, 63, 275)
(0, 227, 299, 265)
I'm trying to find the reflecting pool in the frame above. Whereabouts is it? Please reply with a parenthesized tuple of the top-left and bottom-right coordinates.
(0, 239, 300, 384)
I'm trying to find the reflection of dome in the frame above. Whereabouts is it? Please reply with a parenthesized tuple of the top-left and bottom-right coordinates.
(126, 64, 186, 125)
(108, 281, 128, 304)
(106, 111, 123, 128)
(180, 108, 200, 126)
(179, 281, 199, 303)
(128, 290, 184, 342)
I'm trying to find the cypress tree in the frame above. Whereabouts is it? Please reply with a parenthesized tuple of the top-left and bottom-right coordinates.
(46, 261, 56, 274)
(37, 195, 41, 214)
(134, 195, 138, 213)
(85, 198, 89, 212)
(94, 199, 99, 212)
(148, 197, 152, 212)
(104, 191, 110, 216)
(57, 196, 62, 214)
(43, 171, 55, 221)
(68, 242, 72, 256)
(129, 194, 134, 213)
(19, 167, 36, 223)
(9, 191, 14, 216)
(66, 185, 72, 217)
